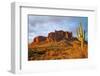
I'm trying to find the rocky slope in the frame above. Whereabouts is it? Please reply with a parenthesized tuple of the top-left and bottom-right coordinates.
(28, 35, 88, 60)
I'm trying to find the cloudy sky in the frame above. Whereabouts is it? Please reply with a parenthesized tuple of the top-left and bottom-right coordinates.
(28, 15, 88, 43)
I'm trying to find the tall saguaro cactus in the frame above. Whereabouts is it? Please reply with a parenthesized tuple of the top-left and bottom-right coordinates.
(77, 22, 85, 52)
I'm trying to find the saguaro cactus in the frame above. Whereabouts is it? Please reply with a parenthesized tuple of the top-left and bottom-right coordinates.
(77, 22, 85, 52)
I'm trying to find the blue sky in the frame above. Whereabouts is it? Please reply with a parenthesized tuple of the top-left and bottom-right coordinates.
(28, 15, 88, 43)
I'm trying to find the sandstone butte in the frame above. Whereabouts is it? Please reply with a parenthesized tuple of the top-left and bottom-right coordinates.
(28, 30, 88, 60)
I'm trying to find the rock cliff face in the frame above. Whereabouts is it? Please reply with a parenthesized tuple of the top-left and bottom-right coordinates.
(33, 30, 72, 43)
(33, 36, 46, 43)
(47, 30, 72, 42)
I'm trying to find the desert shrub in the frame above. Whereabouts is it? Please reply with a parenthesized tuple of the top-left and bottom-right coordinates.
(28, 48, 46, 59)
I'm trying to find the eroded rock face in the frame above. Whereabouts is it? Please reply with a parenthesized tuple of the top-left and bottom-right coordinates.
(34, 36, 46, 43)
(48, 31, 64, 41)
(47, 30, 72, 42)
(65, 32, 72, 39)
(33, 30, 73, 43)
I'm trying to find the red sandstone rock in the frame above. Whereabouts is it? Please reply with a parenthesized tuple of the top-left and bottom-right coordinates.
(31, 30, 73, 44)
(34, 36, 46, 43)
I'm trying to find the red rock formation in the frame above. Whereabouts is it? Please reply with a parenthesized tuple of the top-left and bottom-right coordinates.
(54, 30, 66, 41)
(48, 30, 72, 42)
(34, 36, 46, 43)
(65, 32, 72, 39)
(32, 30, 73, 43)
(46, 37, 52, 42)
(48, 32, 56, 42)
